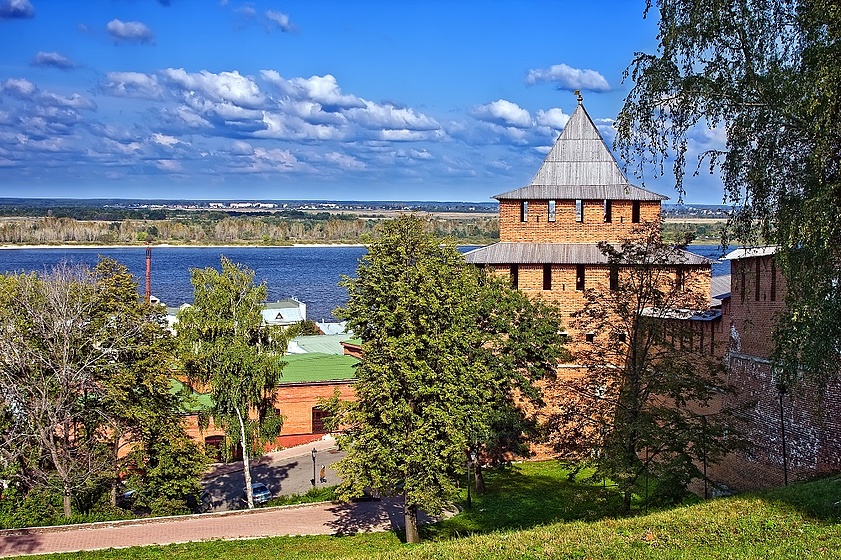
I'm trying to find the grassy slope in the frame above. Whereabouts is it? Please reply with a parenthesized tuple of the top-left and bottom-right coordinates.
(29, 463, 840, 559)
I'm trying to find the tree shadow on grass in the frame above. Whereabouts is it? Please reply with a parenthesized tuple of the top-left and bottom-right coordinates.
(425, 465, 625, 540)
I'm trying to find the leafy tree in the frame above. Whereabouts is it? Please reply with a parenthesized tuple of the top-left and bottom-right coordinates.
(549, 222, 737, 512)
(0, 258, 206, 519)
(176, 256, 291, 509)
(615, 0, 841, 385)
(89, 258, 206, 512)
(330, 215, 565, 543)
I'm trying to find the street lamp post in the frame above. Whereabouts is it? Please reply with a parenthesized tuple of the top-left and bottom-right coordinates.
(311, 448, 317, 487)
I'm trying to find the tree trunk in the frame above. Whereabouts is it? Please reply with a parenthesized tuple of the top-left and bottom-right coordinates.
(236, 406, 254, 509)
(62, 483, 72, 518)
(623, 489, 632, 514)
(110, 433, 120, 508)
(474, 462, 486, 494)
(404, 495, 420, 544)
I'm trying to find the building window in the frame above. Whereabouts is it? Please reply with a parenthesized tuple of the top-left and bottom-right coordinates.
(510, 264, 519, 288)
(604, 199, 612, 223)
(548, 199, 556, 222)
(740, 263, 746, 303)
(675, 267, 685, 291)
(632, 200, 641, 223)
(771, 260, 777, 301)
(575, 199, 584, 222)
(609, 265, 619, 291)
(520, 201, 528, 222)
(618, 332, 627, 343)
(576, 264, 585, 291)
(755, 258, 761, 301)
(543, 264, 552, 290)
(585, 332, 595, 343)
(312, 407, 331, 434)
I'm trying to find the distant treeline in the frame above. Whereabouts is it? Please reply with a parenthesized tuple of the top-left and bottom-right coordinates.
(0, 215, 501, 245)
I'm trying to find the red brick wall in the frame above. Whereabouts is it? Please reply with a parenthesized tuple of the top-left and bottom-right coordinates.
(499, 199, 661, 243)
(183, 381, 356, 456)
(728, 255, 787, 357)
(704, 253, 841, 491)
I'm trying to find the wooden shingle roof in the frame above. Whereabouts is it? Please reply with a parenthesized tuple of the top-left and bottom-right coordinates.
(494, 103, 668, 202)
(464, 242, 712, 266)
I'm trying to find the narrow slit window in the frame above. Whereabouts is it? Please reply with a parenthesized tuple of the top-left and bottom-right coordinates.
(604, 199, 612, 223)
(675, 267, 685, 291)
(510, 264, 519, 288)
(771, 260, 777, 301)
(520, 201, 528, 222)
(575, 199, 584, 222)
(740, 263, 746, 303)
(543, 264, 552, 290)
(609, 265, 619, 291)
(576, 264, 585, 291)
(548, 199, 556, 222)
(632, 200, 641, 223)
(755, 258, 761, 301)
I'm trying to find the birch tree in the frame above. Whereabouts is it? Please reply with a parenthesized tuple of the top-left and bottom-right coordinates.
(176, 256, 289, 509)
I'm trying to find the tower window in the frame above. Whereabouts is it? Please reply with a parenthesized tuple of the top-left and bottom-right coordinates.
(609, 266, 619, 291)
(576, 265, 585, 290)
(575, 199, 584, 222)
(755, 258, 761, 301)
(510, 264, 519, 288)
(520, 201, 528, 222)
(632, 200, 641, 223)
(548, 199, 556, 222)
(771, 260, 777, 301)
(604, 199, 612, 223)
(543, 264, 552, 290)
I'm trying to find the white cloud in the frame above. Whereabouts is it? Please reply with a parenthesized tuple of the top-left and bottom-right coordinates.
(265, 10, 293, 32)
(526, 63, 610, 92)
(161, 69, 264, 109)
(325, 151, 365, 170)
(0, 0, 34, 19)
(32, 51, 76, 70)
(471, 99, 532, 128)
(106, 19, 155, 44)
(155, 159, 182, 172)
(261, 71, 364, 110)
(349, 101, 440, 131)
(40, 92, 96, 110)
(1, 78, 37, 97)
(152, 133, 181, 147)
(535, 108, 570, 130)
(102, 72, 163, 99)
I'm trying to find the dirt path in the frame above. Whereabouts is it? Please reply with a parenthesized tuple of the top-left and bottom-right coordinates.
(0, 498, 409, 557)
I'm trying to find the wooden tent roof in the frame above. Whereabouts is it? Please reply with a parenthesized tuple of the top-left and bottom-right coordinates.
(495, 102, 668, 202)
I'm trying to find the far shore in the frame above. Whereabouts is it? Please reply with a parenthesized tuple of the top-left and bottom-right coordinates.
(0, 243, 367, 250)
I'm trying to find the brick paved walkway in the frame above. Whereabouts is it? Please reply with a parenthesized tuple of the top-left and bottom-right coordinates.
(0, 499, 408, 557)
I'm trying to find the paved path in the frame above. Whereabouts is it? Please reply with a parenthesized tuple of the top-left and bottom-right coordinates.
(203, 436, 346, 511)
(0, 498, 411, 557)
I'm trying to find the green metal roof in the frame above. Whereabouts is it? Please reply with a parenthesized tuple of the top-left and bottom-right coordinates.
(280, 352, 358, 383)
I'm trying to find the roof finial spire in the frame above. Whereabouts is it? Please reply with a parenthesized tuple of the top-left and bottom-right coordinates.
(574, 89, 583, 104)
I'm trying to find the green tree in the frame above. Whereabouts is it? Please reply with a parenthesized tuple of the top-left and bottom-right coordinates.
(615, 0, 840, 385)
(331, 215, 565, 542)
(176, 256, 290, 509)
(0, 259, 203, 519)
(551, 222, 737, 512)
(89, 258, 206, 513)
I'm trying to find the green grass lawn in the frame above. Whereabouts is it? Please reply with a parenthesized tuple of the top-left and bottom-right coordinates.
(26, 462, 841, 559)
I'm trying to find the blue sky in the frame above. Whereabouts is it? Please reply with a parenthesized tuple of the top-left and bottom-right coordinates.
(0, 0, 725, 203)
